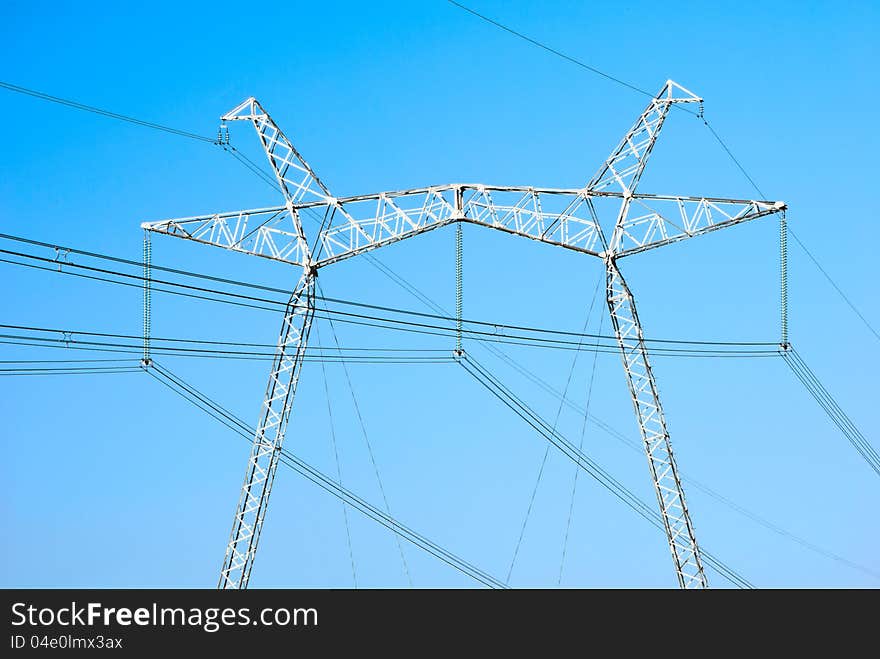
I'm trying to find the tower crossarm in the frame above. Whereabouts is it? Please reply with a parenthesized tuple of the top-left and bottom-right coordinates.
(611, 194, 786, 258)
(314, 185, 460, 266)
(314, 184, 605, 267)
(142, 185, 609, 269)
(141, 206, 310, 267)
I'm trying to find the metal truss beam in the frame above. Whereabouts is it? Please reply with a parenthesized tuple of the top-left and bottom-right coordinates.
(142, 185, 608, 267)
(612, 195, 786, 257)
(143, 206, 311, 267)
(142, 189, 783, 267)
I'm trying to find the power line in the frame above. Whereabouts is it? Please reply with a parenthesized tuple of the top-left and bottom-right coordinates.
(145, 361, 506, 587)
(788, 229, 880, 343)
(315, 323, 358, 588)
(1, 322, 768, 584)
(0, 80, 299, 252)
(445, 1, 663, 103)
(319, 292, 413, 586)
(461, 354, 754, 588)
(0, 81, 292, 223)
(567, 378, 880, 582)
(0, 366, 142, 377)
(0, 232, 779, 348)
(0, 358, 138, 364)
(0, 81, 216, 143)
(558, 311, 604, 585)
(685, 477, 880, 581)
(395, 290, 863, 583)
(0, 320, 780, 361)
(145, 354, 762, 589)
(147, 362, 505, 588)
(0, 323, 447, 353)
(783, 347, 880, 478)
(0, 251, 782, 356)
(506, 275, 603, 582)
(0, 334, 456, 364)
(699, 115, 767, 198)
(0, 232, 290, 297)
(220, 144, 281, 189)
(0, 79, 287, 203)
(7, 255, 843, 574)
(0, 333, 775, 366)
(458, 353, 753, 588)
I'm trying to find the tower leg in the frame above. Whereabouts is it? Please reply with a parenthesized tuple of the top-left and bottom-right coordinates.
(605, 259, 708, 589)
(219, 270, 315, 589)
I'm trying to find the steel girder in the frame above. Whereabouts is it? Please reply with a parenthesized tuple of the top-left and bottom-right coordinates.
(142, 189, 781, 267)
(143, 80, 786, 589)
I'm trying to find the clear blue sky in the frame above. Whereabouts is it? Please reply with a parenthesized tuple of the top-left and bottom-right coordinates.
(1, 0, 877, 588)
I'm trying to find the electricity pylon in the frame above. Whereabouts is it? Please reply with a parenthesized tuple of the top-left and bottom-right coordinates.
(142, 81, 786, 589)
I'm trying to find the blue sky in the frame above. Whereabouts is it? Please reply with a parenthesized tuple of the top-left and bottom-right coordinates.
(1, 0, 877, 588)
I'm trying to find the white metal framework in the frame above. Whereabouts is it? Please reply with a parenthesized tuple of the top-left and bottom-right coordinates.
(143, 81, 785, 589)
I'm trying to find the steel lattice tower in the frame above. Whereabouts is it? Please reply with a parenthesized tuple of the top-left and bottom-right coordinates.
(142, 81, 786, 589)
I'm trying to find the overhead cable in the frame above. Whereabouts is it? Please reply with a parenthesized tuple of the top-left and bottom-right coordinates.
(144, 361, 506, 588)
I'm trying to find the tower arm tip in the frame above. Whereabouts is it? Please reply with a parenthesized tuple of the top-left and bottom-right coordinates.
(664, 80, 703, 103)
(221, 97, 263, 122)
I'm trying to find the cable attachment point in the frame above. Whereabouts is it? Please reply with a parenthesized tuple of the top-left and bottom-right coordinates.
(53, 247, 71, 270)
(216, 121, 230, 146)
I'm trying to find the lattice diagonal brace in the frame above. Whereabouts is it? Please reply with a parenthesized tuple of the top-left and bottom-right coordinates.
(605, 259, 707, 588)
(222, 97, 333, 210)
(218, 273, 315, 589)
